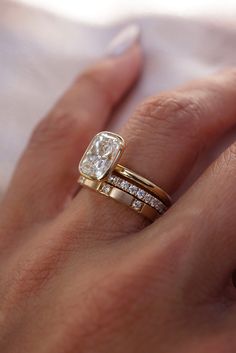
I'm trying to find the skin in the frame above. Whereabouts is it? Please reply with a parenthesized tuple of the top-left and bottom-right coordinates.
(0, 41, 236, 353)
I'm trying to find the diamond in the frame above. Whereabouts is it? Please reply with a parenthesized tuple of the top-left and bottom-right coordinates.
(144, 193, 152, 204)
(153, 199, 166, 214)
(100, 183, 112, 195)
(131, 199, 143, 211)
(136, 189, 146, 200)
(153, 198, 160, 208)
(158, 203, 167, 214)
(79, 132, 124, 180)
(108, 174, 117, 184)
(128, 184, 138, 195)
(120, 180, 130, 191)
(79, 176, 85, 184)
(117, 177, 123, 187)
(150, 196, 156, 208)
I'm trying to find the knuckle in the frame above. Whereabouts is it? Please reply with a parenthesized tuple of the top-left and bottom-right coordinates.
(134, 93, 203, 143)
(212, 142, 236, 176)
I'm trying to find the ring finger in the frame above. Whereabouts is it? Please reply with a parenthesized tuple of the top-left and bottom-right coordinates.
(68, 68, 236, 236)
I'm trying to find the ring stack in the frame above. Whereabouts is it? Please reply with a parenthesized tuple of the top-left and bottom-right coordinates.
(78, 131, 171, 221)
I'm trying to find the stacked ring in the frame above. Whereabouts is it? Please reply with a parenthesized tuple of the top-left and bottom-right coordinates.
(78, 131, 171, 221)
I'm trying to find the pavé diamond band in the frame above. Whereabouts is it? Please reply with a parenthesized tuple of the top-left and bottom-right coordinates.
(114, 164, 171, 207)
(78, 131, 171, 221)
(78, 176, 159, 221)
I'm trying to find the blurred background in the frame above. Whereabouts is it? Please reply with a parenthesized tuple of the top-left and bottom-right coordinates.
(16, 0, 236, 23)
(1, 0, 236, 196)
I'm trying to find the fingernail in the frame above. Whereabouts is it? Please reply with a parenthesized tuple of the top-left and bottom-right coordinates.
(106, 24, 141, 57)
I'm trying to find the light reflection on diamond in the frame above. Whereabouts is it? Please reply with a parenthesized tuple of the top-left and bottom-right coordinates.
(132, 199, 143, 211)
(101, 183, 112, 195)
(137, 189, 146, 200)
(79, 132, 124, 180)
(120, 180, 130, 191)
(129, 184, 138, 195)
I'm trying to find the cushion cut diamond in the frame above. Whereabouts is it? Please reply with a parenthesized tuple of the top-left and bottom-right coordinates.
(79, 132, 124, 180)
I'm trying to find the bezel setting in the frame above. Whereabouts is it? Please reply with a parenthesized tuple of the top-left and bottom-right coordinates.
(79, 131, 125, 181)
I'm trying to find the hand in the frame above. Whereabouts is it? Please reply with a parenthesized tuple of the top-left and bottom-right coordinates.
(1, 26, 236, 353)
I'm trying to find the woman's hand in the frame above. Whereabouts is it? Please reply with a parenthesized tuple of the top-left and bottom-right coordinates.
(1, 26, 236, 353)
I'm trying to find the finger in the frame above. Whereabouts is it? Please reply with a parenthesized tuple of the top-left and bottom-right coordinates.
(68, 68, 236, 237)
(152, 140, 236, 299)
(2, 26, 142, 227)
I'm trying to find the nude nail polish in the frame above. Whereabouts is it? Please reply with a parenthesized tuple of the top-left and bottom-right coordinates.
(106, 24, 141, 57)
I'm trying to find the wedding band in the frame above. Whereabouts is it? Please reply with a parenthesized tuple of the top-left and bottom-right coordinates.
(114, 164, 171, 207)
(78, 131, 171, 221)
(78, 176, 159, 221)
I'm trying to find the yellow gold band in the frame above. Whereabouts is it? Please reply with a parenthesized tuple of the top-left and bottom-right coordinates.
(78, 131, 172, 222)
(115, 164, 171, 207)
(78, 176, 160, 222)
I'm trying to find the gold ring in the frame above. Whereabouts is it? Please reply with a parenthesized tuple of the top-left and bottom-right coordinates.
(78, 131, 171, 221)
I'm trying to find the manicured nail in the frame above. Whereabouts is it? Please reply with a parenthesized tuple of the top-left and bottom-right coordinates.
(106, 24, 140, 57)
